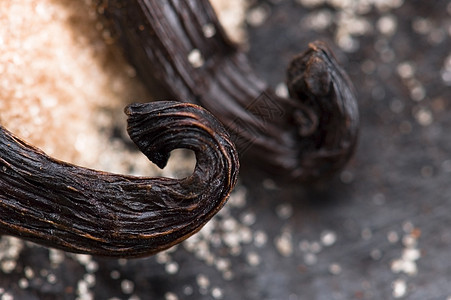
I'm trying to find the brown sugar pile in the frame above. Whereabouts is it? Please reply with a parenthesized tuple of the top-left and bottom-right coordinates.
(0, 1, 145, 166)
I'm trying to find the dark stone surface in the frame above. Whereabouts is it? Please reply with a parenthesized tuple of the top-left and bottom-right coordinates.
(1, 1, 451, 299)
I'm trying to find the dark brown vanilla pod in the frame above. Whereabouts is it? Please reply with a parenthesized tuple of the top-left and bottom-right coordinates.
(0, 101, 239, 258)
(285, 41, 359, 180)
(97, 0, 359, 182)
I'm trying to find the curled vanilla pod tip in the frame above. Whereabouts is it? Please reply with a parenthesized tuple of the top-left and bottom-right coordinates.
(97, 0, 359, 183)
(0, 101, 239, 257)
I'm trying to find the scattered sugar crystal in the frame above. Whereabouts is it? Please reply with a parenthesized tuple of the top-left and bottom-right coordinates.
(303, 253, 318, 265)
(74, 254, 93, 266)
(202, 23, 216, 38)
(77, 279, 91, 299)
(49, 249, 65, 266)
(228, 187, 247, 208)
(414, 108, 433, 126)
(240, 212, 256, 226)
(410, 85, 426, 102)
(222, 270, 234, 280)
(18, 278, 29, 289)
(211, 287, 224, 299)
(276, 203, 293, 220)
(86, 261, 98, 273)
(246, 5, 269, 27)
(196, 274, 210, 289)
(392, 279, 407, 298)
(239, 227, 253, 244)
(121, 279, 135, 294)
(254, 230, 268, 247)
(165, 262, 179, 275)
(412, 18, 432, 34)
(215, 258, 231, 272)
(183, 285, 193, 296)
(275, 232, 293, 257)
(328, 263, 342, 275)
(387, 231, 400, 243)
(24, 267, 34, 279)
(402, 235, 417, 248)
(321, 230, 337, 247)
(47, 273, 57, 284)
(222, 218, 238, 231)
(156, 252, 170, 264)
(262, 179, 277, 190)
(397, 62, 415, 79)
(1, 260, 17, 274)
(246, 252, 261, 267)
(188, 49, 204, 68)
(310, 242, 322, 254)
(275, 83, 289, 98)
(223, 232, 241, 248)
(441, 67, 451, 85)
(303, 10, 333, 31)
(337, 35, 359, 52)
(370, 249, 382, 260)
(110, 270, 120, 280)
(1, 293, 13, 300)
(165, 292, 178, 300)
(391, 259, 417, 275)
(377, 15, 397, 36)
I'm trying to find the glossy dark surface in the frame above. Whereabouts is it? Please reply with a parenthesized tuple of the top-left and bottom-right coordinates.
(0, 101, 239, 257)
(98, 0, 359, 182)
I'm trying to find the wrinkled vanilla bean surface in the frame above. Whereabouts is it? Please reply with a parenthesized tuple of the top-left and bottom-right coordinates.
(97, 0, 359, 182)
(0, 101, 239, 257)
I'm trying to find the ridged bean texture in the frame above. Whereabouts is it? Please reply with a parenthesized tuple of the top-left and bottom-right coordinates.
(97, 0, 359, 182)
(0, 101, 239, 257)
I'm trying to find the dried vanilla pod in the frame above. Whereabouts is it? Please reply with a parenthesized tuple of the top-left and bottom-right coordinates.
(0, 101, 239, 257)
(97, 0, 359, 182)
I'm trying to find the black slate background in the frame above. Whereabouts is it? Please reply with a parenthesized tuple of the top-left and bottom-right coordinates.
(1, 1, 451, 299)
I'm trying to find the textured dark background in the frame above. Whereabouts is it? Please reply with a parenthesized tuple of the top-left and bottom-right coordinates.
(1, 0, 451, 299)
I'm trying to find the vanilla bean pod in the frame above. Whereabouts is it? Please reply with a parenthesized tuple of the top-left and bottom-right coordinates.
(0, 101, 239, 257)
(97, 0, 359, 182)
